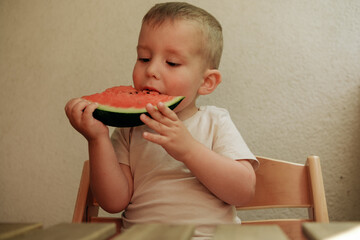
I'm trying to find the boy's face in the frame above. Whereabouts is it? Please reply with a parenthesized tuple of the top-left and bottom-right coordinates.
(133, 20, 207, 114)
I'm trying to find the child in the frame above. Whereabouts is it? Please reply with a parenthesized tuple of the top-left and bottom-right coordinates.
(65, 2, 258, 238)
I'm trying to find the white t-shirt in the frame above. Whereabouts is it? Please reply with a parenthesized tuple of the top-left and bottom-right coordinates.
(111, 106, 258, 237)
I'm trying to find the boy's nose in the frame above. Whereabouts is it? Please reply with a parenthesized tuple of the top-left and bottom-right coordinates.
(146, 61, 160, 80)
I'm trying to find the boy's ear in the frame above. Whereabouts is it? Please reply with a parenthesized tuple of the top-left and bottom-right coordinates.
(198, 69, 222, 95)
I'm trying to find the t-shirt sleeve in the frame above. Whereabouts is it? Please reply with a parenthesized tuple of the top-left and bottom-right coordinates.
(212, 109, 259, 170)
(110, 127, 131, 166)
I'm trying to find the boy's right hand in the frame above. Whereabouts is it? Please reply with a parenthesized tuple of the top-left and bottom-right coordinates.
(65, 98, 109, 141)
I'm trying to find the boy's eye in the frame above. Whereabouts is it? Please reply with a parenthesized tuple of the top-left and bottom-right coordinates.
(166, 61, 180, 67)
(138, 58, 150, 63)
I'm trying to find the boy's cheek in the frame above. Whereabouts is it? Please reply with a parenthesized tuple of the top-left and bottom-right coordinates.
(132, 65, 142, 83)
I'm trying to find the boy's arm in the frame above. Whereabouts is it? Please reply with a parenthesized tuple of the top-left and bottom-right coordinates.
(140, 103, 256, 206)
(178, 142, 256, 206)
(65, 98, 133, 213)
(88, 137, 133, 213)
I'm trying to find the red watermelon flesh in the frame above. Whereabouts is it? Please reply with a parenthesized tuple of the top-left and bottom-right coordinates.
(81, 85, 184, 127)
(83, 86, 179, 110)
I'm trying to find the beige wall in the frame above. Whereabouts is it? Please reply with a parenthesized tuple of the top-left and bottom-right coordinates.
(1, 0, 359, 226)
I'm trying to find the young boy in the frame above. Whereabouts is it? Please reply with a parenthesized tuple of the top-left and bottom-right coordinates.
(65, 2, 258, 238)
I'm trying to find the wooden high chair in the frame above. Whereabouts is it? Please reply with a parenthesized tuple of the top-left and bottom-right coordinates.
(238, 156, 329, 240)
(72, 155, 329, 240)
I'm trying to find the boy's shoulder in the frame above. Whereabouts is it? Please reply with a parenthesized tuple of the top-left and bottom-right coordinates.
(187, 106, 232, 125)
(198, 105, 230, 117)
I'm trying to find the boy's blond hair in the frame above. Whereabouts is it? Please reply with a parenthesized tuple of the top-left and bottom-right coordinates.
(143, 2, 223, 69)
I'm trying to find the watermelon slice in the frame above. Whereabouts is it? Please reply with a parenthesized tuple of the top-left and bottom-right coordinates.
(82, 85, 184, 127)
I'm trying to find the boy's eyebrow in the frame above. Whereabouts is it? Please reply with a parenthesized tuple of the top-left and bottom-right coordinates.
(136, 45, 149, 51)
(165, 48, 184, 56)
(136, 45, 187, 58)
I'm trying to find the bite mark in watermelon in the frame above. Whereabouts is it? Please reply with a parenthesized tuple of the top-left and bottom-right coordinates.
(82, 85, 185, 127)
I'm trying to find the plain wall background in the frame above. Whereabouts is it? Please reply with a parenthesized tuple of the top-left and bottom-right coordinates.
(1, 0, 359, 226)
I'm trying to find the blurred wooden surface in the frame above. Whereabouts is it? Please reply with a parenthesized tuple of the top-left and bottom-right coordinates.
(213, 224, 289, 240)
(303, 222, 360, 240)
(0, 223, 42, 239)
(3, 223, 116, 240)
(1, 223, 292, 240)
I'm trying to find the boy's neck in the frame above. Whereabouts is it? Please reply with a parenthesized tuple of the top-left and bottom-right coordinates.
(176, 105, 199, 121)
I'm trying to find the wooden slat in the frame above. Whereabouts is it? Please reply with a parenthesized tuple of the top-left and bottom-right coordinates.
(306, 156, 329, 222)
(8, 223, 116, 240)
(303, 222, 360, 240)
(237, 157, 311, 209)
(112, 224, 195, 240)
(213, 225, 289, 240)
(0, 223, 42, 240)
(72, 161, 91, 223)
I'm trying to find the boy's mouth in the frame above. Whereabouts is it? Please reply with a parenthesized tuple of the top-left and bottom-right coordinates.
(142, 87, 161, 94)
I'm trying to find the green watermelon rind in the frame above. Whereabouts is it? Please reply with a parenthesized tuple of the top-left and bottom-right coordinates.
(92, 96, 185, 127)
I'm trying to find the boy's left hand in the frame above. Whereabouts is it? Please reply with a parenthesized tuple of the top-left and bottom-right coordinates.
(140, 102, 197, 162)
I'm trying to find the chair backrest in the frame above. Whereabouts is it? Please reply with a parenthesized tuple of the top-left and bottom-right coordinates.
(72, 155, 329, 239)
(237, 156, 329, 240)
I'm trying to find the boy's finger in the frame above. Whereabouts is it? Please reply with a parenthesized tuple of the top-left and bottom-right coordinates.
(145, 103, 171, 125)
(65, 100, 85, 127)
(65, 98, 82, 117)
(143, 131, 167, 146)
(140, 113, 167, 133)
(83, 102, 98, 118)
(70, 100, 90, 122)
(140, 113, 156, 128)
(157, 102, 178, 121)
